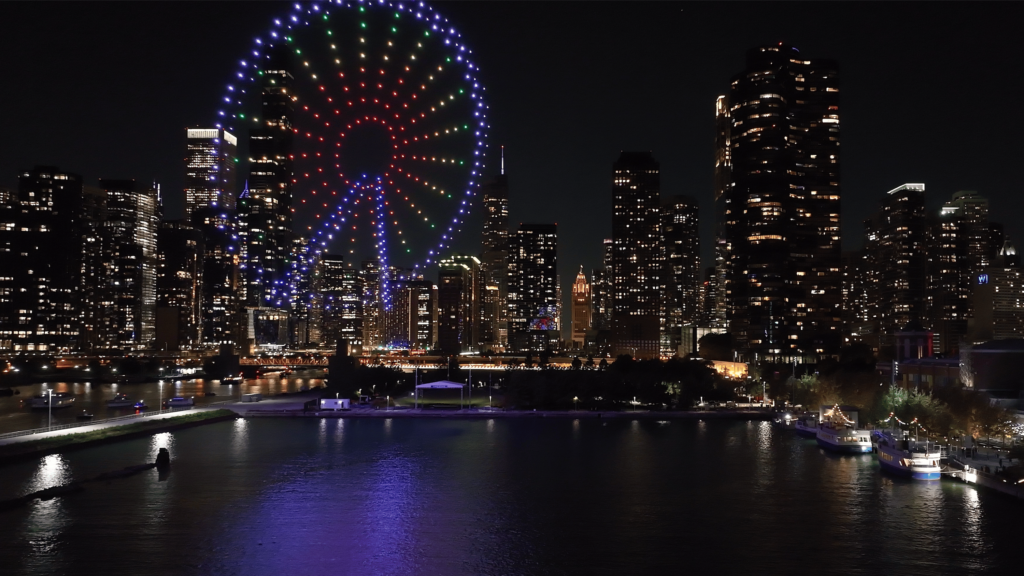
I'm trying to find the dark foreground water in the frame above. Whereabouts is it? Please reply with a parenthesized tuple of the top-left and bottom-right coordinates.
(0, 418, 1019, 576)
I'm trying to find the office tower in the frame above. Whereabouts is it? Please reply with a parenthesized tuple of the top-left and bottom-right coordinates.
(438, 255, 480, 354)
(611, 152, 662, 359)
(946, 191, 999, 277)
(241, 47, 296, 308)
(155, 220, 204, 350)
(590, 238, 614, 332)
(571, 267, 592, 350)
(288, 236, 318, 346)
(479, 167, 510, 352)
(662, 195, 700, 356)
(508, 224, 559, 353)
(191, 207, 239, 347)
(862, 184, 928, 351)
(712, 95, 731, 328)
(320, 256, 365, 354)
(926, 190, 1001, 352)
(698, 266, 719, 326)
(0, 167, 83, 352)
(719, 44, 842, 361)
(184, 128, 237, 216)
(360, 260, 382, 350)
(970, 241, 1024, 341)
(408, 280, 437, 350)
(842, 250, 873, 348)
(80, 179, 159, 351)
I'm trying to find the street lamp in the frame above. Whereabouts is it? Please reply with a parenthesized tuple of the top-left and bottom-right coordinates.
(46, 388, 52, 431)
(573, 396, 579, 412)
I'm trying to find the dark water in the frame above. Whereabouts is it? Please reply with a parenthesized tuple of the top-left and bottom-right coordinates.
(0, 372, 324, 434)
(0, 418, 1018, 576)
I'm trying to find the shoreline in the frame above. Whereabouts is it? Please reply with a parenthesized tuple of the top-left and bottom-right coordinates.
(0, 410, 237, 466)
(241, 408, 777, 420)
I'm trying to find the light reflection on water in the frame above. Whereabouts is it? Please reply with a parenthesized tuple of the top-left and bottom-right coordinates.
(0, 419, 1020, 576)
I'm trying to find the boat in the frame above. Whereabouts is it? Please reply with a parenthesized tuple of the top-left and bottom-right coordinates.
(222, 374, 243, 384)
(794, 416, 819, 438)
(29, 392, 76, 409)
(873, 430, 942, 480)
(133, 401, 148, 410)
(106, 393, 135, 408)
(76, 411, 94, 421)
(164, 396, 195, 408)
(814, 405, 873, 454)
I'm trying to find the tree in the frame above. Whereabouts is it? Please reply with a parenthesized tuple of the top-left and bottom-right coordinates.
(697, 333, 733, 361)
(571, 356, 582, 370)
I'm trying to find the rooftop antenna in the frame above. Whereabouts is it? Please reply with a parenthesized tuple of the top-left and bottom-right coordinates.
(501, 145, 505, 175)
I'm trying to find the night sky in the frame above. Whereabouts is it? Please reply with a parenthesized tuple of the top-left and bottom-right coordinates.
(2, 1, 1023, 283)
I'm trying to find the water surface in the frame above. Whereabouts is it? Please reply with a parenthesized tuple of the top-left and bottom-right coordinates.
(0, 418, 1017, 575)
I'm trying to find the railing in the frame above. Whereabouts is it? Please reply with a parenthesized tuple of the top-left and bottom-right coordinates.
(0, 409, 178, 441)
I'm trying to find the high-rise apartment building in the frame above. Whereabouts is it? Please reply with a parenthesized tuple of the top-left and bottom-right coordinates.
(719, 44, 842, 361)
(862, 184, 928, 351)
(508, 224, 559, 353)
(319, 255, 365, 354)
(81, 179, 159, 350)
(0, 167, 84, 352)
(926, 190, 1002, 352)
(571, 267, 591, 350)
(155, 220, 204, 351)
(590, 238, 614, 334)
(662, 195, 700, 356)
(184, 128, 237, 216)
(438, 255, 480, 355)
(611, 152, 662, 359)
(191, 207, 239, 347)
(241, 48, 296, 308)
(970, 241, 1024, 341)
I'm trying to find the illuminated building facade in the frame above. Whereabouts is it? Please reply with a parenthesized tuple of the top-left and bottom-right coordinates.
(571, 267, 591, 350)
(155, 220, 204, 351)
(926, 190, 1002, 353)
(862, 184, 928, 351)
(82, 179, 159, 351)
(319, 255, 365, 354)
(662, 195, 700, 356)
(611, 152, 662, 359)
(438, 255, 480, 354)
(508, 224, 558, 353)
(720, 44, 842, 361)
(184, 128, 237, 216)
(969, 241, 1024, 342)
(0, 167, 84, 352)
(479, 169, 510, 352)
(241, 49, 296, 308)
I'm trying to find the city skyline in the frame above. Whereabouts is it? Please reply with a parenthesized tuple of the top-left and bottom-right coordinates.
(2, 2, 1023, 279)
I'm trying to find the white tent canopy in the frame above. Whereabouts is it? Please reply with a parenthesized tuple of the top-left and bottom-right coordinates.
(414, 380, 464, 409)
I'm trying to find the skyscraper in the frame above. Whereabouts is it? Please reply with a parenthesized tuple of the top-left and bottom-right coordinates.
(571, 267, 592, 350)
(479, 168, 510, 352)
(319, 255, 365, 354)
(81, 179, 159, 350)
(969, 241, 1024, 341)
(0, 167, 84, 352)
(438, 255, 480, 355)
(862, 184, 928, 351)
(926, 190, 1001, 352)
(662, 195, 700, 356)
(508, 223, 559, 353)
(184, 128, 237, 216)
(611, 152, 662, 359)
(155, 220, 204, 351)
(240, 48, 296, 308)
(719, 44, 842, 361)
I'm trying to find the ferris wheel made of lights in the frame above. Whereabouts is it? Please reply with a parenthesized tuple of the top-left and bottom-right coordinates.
(216, 0, 488, 308)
